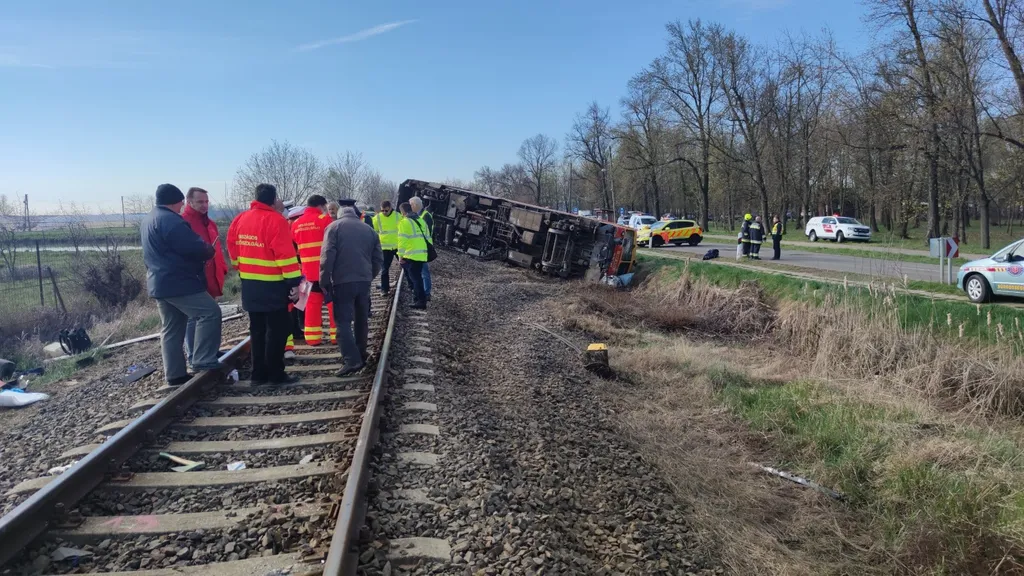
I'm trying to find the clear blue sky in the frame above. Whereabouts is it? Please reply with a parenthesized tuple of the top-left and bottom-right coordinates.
(0, 0, 868, 212)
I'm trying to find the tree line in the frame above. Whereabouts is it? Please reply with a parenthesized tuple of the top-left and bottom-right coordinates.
(468, 0, 1024, 248)
(230, 140, 397, 212)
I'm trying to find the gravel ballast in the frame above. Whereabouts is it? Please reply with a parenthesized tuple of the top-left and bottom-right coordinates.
(358, 254, 721, 575)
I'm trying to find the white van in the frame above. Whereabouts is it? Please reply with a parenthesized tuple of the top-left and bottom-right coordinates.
(627, 214, 658, 230)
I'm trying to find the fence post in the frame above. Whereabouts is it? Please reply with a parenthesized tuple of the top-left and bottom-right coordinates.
(35, 240, 44, 306)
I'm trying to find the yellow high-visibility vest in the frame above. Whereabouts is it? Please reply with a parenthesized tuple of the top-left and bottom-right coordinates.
(398, 216, 429, 262)
(373, 211, 400, 251)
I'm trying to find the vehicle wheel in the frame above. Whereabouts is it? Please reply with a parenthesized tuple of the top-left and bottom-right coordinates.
(836, 231, 846, 243)
(688, 234, 702, 246)
(651, 236, 663, 248)
(965, 274, 991, 303)
(809, 230, 818, 242)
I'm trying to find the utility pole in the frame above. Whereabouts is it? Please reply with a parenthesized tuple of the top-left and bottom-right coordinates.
(23, 194, 29, 231)
(121, 196, 126, 227)
(607, 146, 616, 213)
(567, 161, 573, 213)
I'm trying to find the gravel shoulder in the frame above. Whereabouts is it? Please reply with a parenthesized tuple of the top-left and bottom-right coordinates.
(358, 254, 721, 575)
(0, 316, 248, 516)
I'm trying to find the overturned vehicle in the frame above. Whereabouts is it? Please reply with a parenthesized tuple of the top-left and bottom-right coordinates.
(397, 179, 636, 282)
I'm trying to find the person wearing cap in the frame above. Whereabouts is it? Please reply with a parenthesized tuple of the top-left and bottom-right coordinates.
(320, 198, 383, 376)
(227, 184, 303, 385)
(141, 184, 223, 386)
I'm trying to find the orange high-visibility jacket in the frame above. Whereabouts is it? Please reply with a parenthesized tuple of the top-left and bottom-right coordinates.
(291, 208, 332, 282)
(227, 201, 302, 312)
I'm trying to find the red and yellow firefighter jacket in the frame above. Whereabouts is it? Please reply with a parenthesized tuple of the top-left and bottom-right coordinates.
(290, 208, 332, 282)
(227, 201, 302, 312)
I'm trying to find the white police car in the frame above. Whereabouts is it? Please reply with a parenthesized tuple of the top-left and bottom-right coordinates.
(805, 216, 871, 243)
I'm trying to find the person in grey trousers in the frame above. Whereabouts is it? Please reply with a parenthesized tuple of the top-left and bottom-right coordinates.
(319, 198, 383, 377)
(141, 184, 224, 386)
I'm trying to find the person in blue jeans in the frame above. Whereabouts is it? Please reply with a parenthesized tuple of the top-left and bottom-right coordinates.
(409, 196, 433, 301)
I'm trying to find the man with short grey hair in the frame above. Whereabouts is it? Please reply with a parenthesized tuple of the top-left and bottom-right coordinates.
(408, 196, 433, 301)
(320, 199, 383, 376)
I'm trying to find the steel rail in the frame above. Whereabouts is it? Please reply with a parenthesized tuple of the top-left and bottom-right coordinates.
(0, 337, 252, 568)
(323, 271, 404, 574)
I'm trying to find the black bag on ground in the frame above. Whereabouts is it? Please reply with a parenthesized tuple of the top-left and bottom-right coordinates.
(702, 249, 720, 261)
(59, 328, 92, 355)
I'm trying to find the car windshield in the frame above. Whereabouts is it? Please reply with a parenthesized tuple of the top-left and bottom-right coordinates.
(992, 240, 1024, 260)
(640, 216, 657, 226)
(651, 221, 668, 230)
(836, 217, 861, 225)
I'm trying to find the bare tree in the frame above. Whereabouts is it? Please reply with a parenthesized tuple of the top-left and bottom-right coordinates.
(649, 20, 724, 230)
(0, 194, 18, 280)
(361, 169, 397, 207)
(517, 134, 559, 205)
(717, 30, 775, 220)
(566, 102, 614, 209)
(233, 140, 324, 206)
(56, 201, 91, 254)
(323, 151, 367, 204)
(121, 194, 154, 230)
(619, 73, 668, 217)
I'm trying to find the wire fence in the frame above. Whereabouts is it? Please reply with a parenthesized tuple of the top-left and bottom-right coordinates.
(0, 231, 145, 334)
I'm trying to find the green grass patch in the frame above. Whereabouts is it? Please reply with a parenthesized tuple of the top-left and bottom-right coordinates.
(713, 371, 1024, 572)
(638, 254, 1024, 348)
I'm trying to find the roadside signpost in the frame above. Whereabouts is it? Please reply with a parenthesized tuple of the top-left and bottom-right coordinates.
(929, 237, 959, 284)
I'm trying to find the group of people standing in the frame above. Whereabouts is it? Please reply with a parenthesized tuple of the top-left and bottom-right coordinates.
(738, 214, 784, 260)
(140, 182, 435, 387)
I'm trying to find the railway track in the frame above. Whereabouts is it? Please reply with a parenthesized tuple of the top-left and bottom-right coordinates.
(0, 279, 404, 576)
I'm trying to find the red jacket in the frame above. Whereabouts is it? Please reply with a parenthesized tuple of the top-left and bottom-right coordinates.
(291, 208, 332, 282)
(227, 201, 302, 312)
(181, 205, 228, 298)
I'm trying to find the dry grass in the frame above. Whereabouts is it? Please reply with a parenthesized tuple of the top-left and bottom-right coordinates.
(600, 336, 884, 575)
(1, 299, 160, 370)
(777, 295, 1024, 417)
(558, 268, 1024, 575)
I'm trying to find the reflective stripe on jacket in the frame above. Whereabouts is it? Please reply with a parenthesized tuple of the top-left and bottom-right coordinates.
(373, 211, 400, 251)
(397, 215, 429, 262)
(227, 201, 302, 312)
(749, 222, 764, 244)
(291, 209, 332, 281)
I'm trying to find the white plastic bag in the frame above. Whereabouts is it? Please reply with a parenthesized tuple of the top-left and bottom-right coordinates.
(0, 390, 50, 408)
(292, 279, 312, 311)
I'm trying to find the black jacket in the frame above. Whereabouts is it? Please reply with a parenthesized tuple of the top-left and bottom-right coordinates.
(141, 206, 214, 299)
(741, 220, 751, 241)
(750, 222, 764, 243)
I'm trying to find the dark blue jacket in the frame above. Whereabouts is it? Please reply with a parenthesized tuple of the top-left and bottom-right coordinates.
(141, 205, 215, 299)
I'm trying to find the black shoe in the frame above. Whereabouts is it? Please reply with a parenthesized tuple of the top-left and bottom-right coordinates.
(250, 377, 269, 385)
(411, 302, 427, 310)
(270, 374, 301, 385)
(426, 294, 432, 302)
(334, 363, 365, 377)
(167, 374, 194, 387)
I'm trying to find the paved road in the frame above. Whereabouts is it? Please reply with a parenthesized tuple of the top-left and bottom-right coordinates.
(658, 241, 952, 284)
(700, 234, 990, 261)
